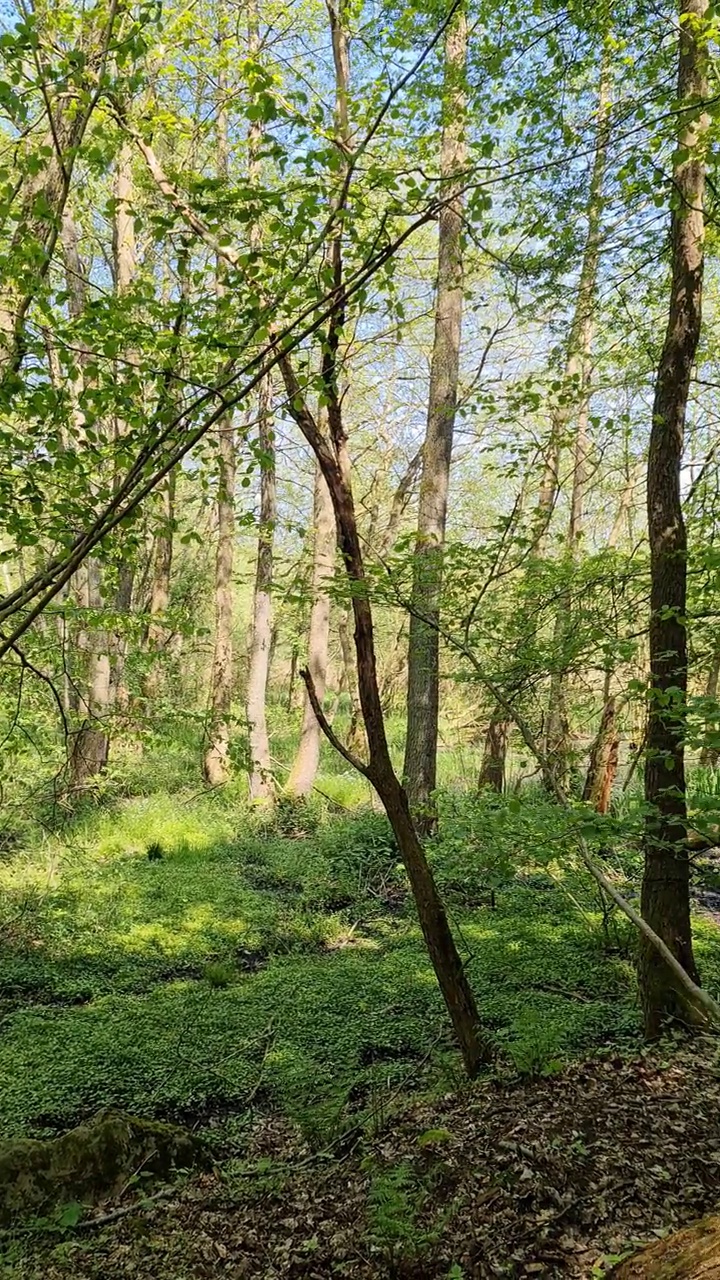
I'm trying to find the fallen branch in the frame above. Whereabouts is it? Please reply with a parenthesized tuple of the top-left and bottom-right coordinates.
(77, 1187, 177, 1230)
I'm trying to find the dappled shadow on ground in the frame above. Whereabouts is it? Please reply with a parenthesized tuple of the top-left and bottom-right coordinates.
(0, 822, 645, 1141)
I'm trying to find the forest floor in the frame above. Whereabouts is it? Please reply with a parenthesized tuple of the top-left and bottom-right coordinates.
(3, 745, 720, 1276)
(6, 1039, 720, 1278)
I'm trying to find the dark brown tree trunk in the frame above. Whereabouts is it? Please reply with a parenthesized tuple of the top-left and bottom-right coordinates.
(281, 358, 490, 1075)
(639, 0, 709, 1036)
(478, 712, 508, 793)
(403, 6, 468, 834)
(277, 0, 489, 1077)
(583, 693, 619, 814)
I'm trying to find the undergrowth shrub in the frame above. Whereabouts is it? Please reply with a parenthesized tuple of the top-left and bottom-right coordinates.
(364, 1157, 450, 1274)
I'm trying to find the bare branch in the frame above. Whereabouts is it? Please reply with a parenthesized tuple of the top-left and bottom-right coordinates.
(299, 666, 370, 776)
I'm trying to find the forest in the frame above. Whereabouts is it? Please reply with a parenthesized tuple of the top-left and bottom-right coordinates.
(3, 0, 720, 1273)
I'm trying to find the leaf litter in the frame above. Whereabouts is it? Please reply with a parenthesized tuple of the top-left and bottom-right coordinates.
(9, 1037, 720, 1279)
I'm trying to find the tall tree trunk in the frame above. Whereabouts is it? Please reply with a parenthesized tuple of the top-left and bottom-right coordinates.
(143, 470, 176, 699)
(280, 0, 489, 1075)
(204, 413, 236, 785)
(544, 47, 611, 791)
(59, 207, 114, 785)
(478, 713, 508, 793)
(203, 33, 237, 787)
(245, 0, 277, 804)
(583, 473, 637, 808)
(110, 140, 138, 713)
(247, 376, 277, 801)
(286, 462, 335, 795)
(639, 0, 709, 1036)
(474, 50, 612, 801)
(69, 561, 111, 787)
(403, 6, 468, 833)
(699, 646, 720, 767)
(0, 1, 121, 383)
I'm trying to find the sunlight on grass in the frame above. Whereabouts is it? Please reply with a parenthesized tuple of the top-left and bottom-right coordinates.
(0, 783, 652, 1143)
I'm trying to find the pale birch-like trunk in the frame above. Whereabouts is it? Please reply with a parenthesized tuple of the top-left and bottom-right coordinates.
(247, 375, 276, 801)
(403, 6, 468, 832)
(59, 208, 114, 787)
(286, 462, 335, 795)
(245, 0, 277, 803)
(582, 464, 638, 809)
(143, 472, 177, 700)
(110, 141, 138, 712)
(204, 43, 237, 786)
(543, 49, 611, 792)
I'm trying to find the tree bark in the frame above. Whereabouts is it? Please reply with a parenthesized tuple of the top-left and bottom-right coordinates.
(245, 0, 277, 804)
(278, 0, 489, 1076)
(204, 408, 236, 785)
(639, 0, 709, 1037)
(203, 31, 237, 787)
(58, 206, 114, 785)
(110, 140, 138, 713)
(403, 6, 468, 834)
(544, 47, 610, 791)
(583, 690, 619, 814)
(699, 645, 720, 768)
(142, 471, 176, 700)
(478, 712, 508, 793)
(286, 462, 335, 795)
(247, 375, 277, 802)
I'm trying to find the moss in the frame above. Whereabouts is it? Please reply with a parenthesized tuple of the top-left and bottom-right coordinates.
(0, 1109, 206, 1223)
(613, 1215, 720, 1278)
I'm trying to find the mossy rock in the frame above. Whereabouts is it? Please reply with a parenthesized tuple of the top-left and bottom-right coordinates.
(0, 1109, 207, 1224)
(612, 1216, 720, 1279)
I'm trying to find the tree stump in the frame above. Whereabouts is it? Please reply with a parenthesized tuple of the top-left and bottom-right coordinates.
(612, 1216, 720, 1278)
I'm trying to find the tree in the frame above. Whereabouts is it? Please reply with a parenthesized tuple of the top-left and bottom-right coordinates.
(203, 30, 237, 788)
(279, 0, 490, 1075)
(543, 44, 611, 791)
(639, 0, 709, 1036)
(286, 462, 335, 797)
(403, 2, 468, 833)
